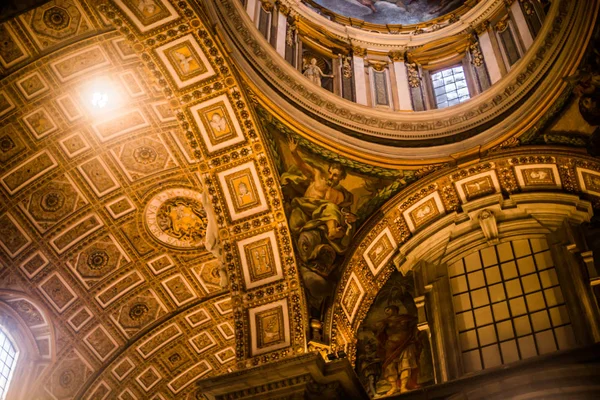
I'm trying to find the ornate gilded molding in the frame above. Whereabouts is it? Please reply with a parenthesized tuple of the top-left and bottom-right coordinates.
(258, 0, 274, 13)
(388, 50, 405, 62)
(205, 0, 594, 161)
(296, 0, 477, 35)
(341, 56, 352, 79)
(406, 62, 421, 88)
(470, 39, 485, 67)
(367, 60, 387, 72)
(351, 46, 366, 58)
(474, 20, 491, 35)
(328, 147, 600, 361)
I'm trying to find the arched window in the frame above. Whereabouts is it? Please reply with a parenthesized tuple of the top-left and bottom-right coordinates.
(0, 328, 18, 400)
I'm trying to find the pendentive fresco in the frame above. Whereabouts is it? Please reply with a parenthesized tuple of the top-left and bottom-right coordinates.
(0, 0, 599, 398)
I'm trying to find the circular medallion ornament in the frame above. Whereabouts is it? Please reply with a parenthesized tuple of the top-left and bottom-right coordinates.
(41, 191, 65, 212)
(43, 6, 70, 30)
(133, 146, 157, 164)
(128, 303, 149, 320)
(145, 188, 208, 249)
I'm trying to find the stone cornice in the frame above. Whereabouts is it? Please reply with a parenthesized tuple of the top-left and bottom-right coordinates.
(208, 0, 596, 163)
(326, 147, 599, 357)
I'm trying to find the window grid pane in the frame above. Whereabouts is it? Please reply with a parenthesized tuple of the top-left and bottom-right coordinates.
(431, 65, 471, 109)
(0, 329, 16, 399)
(450, 239, 574, 373)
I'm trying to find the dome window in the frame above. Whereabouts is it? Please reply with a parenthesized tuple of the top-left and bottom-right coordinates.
(431, 65, 471, 109)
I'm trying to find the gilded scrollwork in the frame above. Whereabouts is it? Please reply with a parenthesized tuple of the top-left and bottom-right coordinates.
(406, 62, 420, 88)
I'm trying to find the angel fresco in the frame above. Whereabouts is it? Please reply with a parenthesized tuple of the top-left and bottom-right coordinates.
(281, 138, 357, 313)
(173, 49, 195, 74)
(564, 47, 600, 126)
(356, 272, 433, 398)
(311, 0, 466, 25)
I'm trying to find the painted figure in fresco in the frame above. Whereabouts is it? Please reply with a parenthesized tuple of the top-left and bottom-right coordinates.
(356, 0, 377, 12)
(376, 305, 420, 396)
(173, 49, 195, 74)
(415, 205, 431, 219)
(281, 138, 357, 312)
(302, 58, 334, 87)
(357, 340, 382, 396)
(209, 113, 228, 134)
(237, 182, 252, 205)
(137, 0, 158, 15)
(355, 272, 431, 397)
(376, 0, 417, 12)
(313, 0, 466, 25)
(284, 138, 356, 263)
(564, 48, 600, 125)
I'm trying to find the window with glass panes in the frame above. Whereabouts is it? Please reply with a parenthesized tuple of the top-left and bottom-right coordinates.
(448, 238, 576, 374)
(431, 66, 470, 109)
(0, 329, 17, 399)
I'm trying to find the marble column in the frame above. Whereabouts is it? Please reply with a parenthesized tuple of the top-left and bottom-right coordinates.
(510, 0, 534, 51)
(274, 10, 287, 57)
(393, 61, 413, 111)
(478, 30, 503, 84)
(352, 49, 368, 106)
(246, 0, 258, 22)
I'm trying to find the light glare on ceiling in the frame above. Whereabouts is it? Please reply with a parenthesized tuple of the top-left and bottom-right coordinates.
(91, 92, 109, 108)
(82, 77, 122, 113)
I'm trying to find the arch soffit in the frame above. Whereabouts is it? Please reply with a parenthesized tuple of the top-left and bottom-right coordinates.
(0, 29, 244, 397)
(0, 290, 56, 398)
(329, 149, 600, 348)
(80, 1, 308, 395)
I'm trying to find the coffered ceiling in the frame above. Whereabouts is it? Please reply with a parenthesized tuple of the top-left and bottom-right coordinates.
(0, 0, 597, 399)
(0, 0, 307, 398)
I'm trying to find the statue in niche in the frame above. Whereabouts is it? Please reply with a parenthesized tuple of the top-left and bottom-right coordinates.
(356, 271, 433, 398)
(302, 57, 334, 88)
(281, 138, 357, 315)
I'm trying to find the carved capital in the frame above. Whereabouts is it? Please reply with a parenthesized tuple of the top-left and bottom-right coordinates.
(388, 50, 405, 62)
(351, 46, 367, 57)
(368, 60, 387, 72)
(474, 20, 490, 35)
(275, 0, 289, 15)
(260, 0, 274, 12)
(495, 18, 509, 32)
